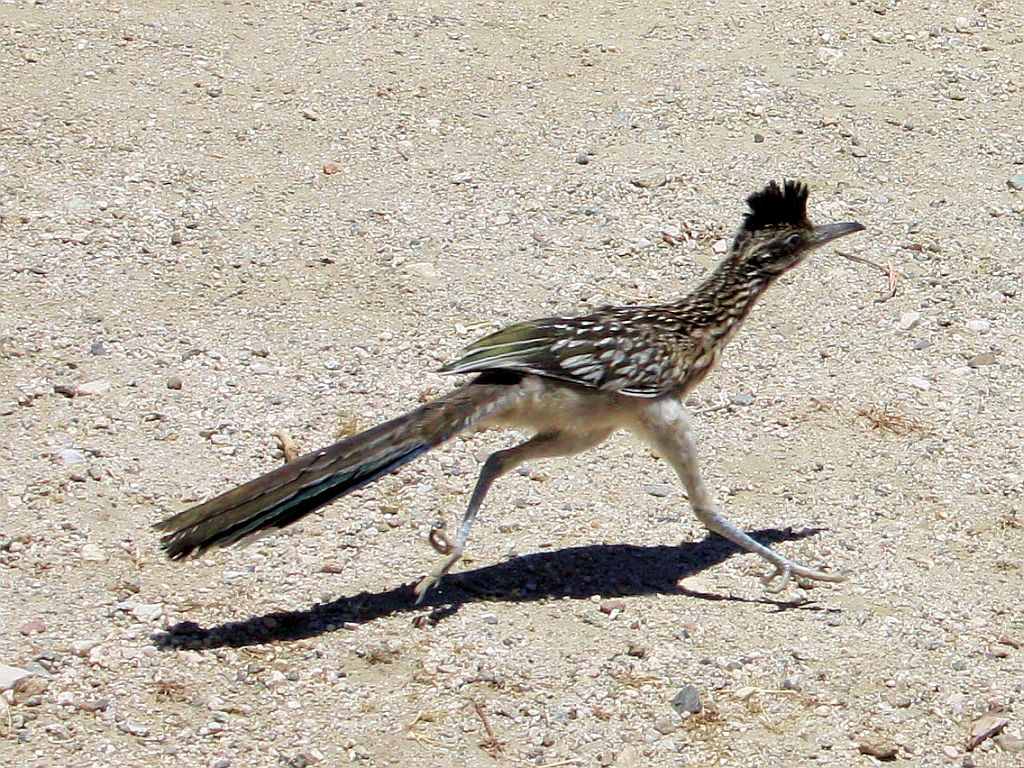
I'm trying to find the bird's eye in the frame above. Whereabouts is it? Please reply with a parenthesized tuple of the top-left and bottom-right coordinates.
(784, 233, 803, 248)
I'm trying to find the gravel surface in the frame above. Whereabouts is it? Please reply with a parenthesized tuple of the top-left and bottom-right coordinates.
(2, 1, 1023, 766)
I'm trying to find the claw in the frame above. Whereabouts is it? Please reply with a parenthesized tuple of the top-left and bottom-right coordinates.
(761, 563, 792, 593)
(413, 572, 440, 604)
(414, 534, 464, 604)
(428, 528, 453, 555)
(760, 559, 846, 594)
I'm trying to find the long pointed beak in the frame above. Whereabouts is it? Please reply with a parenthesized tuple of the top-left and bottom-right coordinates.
(812, 221, 865, 245)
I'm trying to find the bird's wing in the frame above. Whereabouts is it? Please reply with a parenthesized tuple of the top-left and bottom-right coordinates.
(439, 311, 694, 397)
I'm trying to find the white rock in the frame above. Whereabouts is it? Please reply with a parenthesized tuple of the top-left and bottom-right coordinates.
(897, 311, 921, 331)
(80, 543, 107, 562)
(88, 647, 115, 671)
(72, 640, 99, 657)
(76, 379, 111, 396)
(966, 319, 991, 333)
(58, 448, 86, 465)
(712, 238, 730, 254)
(0, 665, 32, 692)
(268, 670, 288, 688)
(131, 603, 163, 622)
(405, 261, 440, 281)
(907, 376, 931, 391)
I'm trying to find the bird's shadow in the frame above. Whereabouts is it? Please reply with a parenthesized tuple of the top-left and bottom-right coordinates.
(154, 527, 827, 651)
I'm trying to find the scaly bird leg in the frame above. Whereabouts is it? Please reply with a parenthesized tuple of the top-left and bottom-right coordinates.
(633, 398, 845, 591)
(414, 428, 612, 602)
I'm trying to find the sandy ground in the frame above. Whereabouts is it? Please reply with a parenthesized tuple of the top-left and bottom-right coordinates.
(2, 1, 1023, 766)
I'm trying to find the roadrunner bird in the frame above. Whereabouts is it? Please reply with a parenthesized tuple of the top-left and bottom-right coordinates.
(156, 180, 866, 599)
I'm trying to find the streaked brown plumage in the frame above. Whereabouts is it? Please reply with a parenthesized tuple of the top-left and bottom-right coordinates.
(155, 180, 866, 600)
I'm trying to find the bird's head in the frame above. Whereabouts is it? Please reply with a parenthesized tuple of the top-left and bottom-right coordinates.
(731, 180, 865, 277)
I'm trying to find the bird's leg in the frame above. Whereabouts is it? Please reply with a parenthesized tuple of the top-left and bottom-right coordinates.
(414, 429, 611, 602)
(634, 399, 845, 591)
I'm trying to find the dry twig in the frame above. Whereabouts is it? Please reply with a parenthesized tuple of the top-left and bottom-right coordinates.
(470, 699, 504, 757)
(837, 249, 901, 300)
(856, 405, 928, 436)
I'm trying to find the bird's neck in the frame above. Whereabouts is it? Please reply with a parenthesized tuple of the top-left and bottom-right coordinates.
(674, 254, 774, 339)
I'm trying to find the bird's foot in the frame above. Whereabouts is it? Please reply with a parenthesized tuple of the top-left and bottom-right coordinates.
(427, 527, 453, 555)
(413, 529, 464, 604)
(760, 558, 846, 593)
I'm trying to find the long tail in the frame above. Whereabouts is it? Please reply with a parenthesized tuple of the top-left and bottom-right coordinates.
(154, 380, 514, 560)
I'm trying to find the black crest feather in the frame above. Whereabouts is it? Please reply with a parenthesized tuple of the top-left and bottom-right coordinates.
(743, 180, 810, 232)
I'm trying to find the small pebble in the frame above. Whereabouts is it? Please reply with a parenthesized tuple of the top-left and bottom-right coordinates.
(58, 448, 86, 465)
(954, 16, 973, 33)
(131, 603, 163, 622)
(76, 379, 111, 396)
(966, 319, 991, 333)
(994, 733, 1024, 753)
(166, 375, 183, 390)
(599, 599, 626, 615)
(968, 713, 1008, 750)
(71, 640, 99, 657)
(1007, 175, 1024, 192)
(0, 665, 33, 692)
(671, 685, 702, 715)
(405, 261, 440, 282)
(781, 674, 802, 691)
(18, 620, 46, 636)
(118, 720, 150, 737)
(626, 643, 648, 659)
(907, 376, 931, 391)
(302, 108, 319, 121)
(653, 716, 677, 735)
(858, 740, 898, 761)
(630, 170, 668, 189)
(643, 483, 673, 498)
(897, 311, 921, 331)
(967, 352, 997, 368)
(80, 543, 106, 562)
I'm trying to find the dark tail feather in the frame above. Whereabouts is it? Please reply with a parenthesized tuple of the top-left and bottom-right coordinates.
(154, 381, 510, 560)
